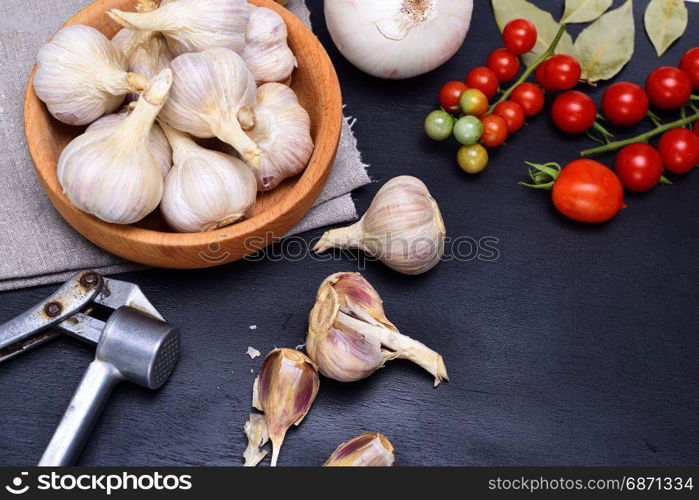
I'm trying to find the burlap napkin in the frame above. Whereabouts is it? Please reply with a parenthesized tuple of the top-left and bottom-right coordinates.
(0, 0, 369, 291)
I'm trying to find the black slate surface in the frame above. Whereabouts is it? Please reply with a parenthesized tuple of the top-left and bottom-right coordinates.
(1, 0, 698, 467)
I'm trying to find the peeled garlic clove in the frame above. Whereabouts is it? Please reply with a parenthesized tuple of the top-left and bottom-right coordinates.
(307, 272, 448, 386)
(254, 348, 319, 467)
(324, 433, 395, 466)
(242, 6, 297, 84)
(108, 0, 249, 56)
(33, 25, 147, 125)
(57, 69, 172, 224)
(87, 110, 172, 178)
(243, 413, 269, 467)
(314, 176, 446, 275)
(159, 48, 262, 167)
(159, 122, 257, 233)
(245, 83, 313, 191)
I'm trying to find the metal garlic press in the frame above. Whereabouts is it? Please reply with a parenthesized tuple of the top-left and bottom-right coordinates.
(0, 271, 181, 466)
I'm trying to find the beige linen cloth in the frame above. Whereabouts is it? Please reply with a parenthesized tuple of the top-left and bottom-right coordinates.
(0, 0, 369, 291)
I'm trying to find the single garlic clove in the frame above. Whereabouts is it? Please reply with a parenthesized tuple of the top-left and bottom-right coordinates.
(159, 48, 262, 168)
(57, 69, 172, 224)
(159, 122, 257, 233)
(87, 109, 172, 178)
(254, 348, 320, 467)
(242, 6, 297, 85)
(33, 25, 147, 125)
(243, 413, 269, 467)
(108, 0, 250, 56)
(324, 432, 395, 467)
(307, 272, 448, 386)
(314, 176, 446, 275)
(244, 83, 313, 191)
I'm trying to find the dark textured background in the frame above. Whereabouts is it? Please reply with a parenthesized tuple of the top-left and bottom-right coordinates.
(1, 0, 698, 466)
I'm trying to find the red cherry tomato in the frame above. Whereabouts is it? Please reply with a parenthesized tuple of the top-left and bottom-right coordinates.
(657, 127, 699, 174)
(601, 82, 649, 126)
(487, 48, 520, 82)
(614, 143, 663, 192)
(465, 67, 499, 100)
(535, 59, 556, 92)
(502, 19, 537, 56)
(645, 66, 692, 110)
(551, 160, 625, 223)
(541, 54, 581, 91)
(694, 121, 699, 137)
(438, 81, 468, 113)
(679, 47, 699, 89)
(510, 82, 545, 116)
(493, 100, 525, 133)
(551, 91, 597, 135)
(480, 114, 509, 147)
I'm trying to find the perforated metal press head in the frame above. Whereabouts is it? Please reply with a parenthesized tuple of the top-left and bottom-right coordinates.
(96, 307, 180, 390)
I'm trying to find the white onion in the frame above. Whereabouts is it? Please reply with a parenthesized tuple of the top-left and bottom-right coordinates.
(324, 0, 473, 79)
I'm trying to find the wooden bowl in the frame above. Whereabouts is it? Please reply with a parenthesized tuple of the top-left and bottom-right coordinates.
(24, 0, 342, 268)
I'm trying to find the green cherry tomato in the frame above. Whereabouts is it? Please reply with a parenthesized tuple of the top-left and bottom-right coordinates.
(459, 88, 489, 117)
(424, 110, 454, 141)
(457, 144, 489, 174)
(453, 115, 483, 145)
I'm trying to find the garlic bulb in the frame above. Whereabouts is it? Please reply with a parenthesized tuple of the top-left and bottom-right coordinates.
(243, 413, 269, 467)
(57, 69, 172, 224)
(111, 29, 173, 83)
(242, 6, 296, 84)
(307, 272, 448, 386)
(86, 110, 172, 178)
(108, 0, 249, 56)
(34, 25, 147, 125)
(252, 348, 319, 467)
(325, 0, 473, 79)
(159, 48, 262, 167)
(324, 433, 395, 467)
(159, 122, 257, 233)
(245, 83, 313, 191)
(314, 176, 445, 275)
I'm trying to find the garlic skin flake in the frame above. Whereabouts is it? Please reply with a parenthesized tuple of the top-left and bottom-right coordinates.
(253, 348, 319, 467)
(34, 25, 146, 125)
(246, 83, 313, 191)
(159, 122, 257, 233)
(160, 48, 261, 167)
(325, 0, 473, 79)
(87, 110, 172, 178)
(307, 272, 448, 386)
(108, 0, 250, 56)
(314, 176, 446, 275)
(57, 69, 172, 224)
(324, 433, 395, 467)
(243, 413, 269, 467)
(242, 6, 297, 84)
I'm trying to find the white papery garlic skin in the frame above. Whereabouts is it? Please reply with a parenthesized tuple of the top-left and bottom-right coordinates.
(34, 25, 147, 125)
(245, 83, 313, 191)
(242, 6, 297, 84)
(325, 0, 473, 79)
(108, 0, 250, 56)
(314, 176, 446, 275)
(159, 48, 261, 167)
(159, 122, 257, 233)
(87, 110, 172, 178)
(57, 69, 172, 224)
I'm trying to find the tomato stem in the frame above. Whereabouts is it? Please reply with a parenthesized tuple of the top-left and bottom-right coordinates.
(592, 121, 614, 140)
(520, 161, 561, 190)
(691, 95, 699, 101)
(659, 175, 673, 185)
(646, 110, 662, 127)
(580, 112, 699, 156)
(488, 24, 568, 113)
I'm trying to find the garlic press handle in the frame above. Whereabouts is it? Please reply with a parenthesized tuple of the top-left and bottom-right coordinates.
(0, 271, 103, 354)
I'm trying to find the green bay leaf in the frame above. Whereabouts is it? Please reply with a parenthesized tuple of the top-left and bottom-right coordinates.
(491, 0, 581, 75)
(562, 0, 613, 24)
(644, 0, 688, 56)
(574, 0, 635, 82)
